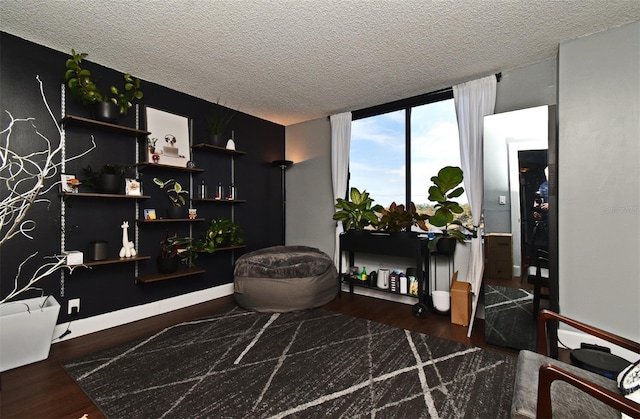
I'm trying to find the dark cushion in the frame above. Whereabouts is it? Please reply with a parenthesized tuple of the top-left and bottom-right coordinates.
(511, 350, 621, 418)
(234, 245, 334, 279)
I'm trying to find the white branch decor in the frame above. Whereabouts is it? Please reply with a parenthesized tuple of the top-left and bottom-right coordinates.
(0, 76, 96, 304)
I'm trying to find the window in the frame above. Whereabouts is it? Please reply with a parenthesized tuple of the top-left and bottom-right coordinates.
(350, 94, 469, 228)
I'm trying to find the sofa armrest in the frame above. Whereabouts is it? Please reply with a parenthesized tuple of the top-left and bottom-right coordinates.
(537, 363, 640, 418)
(536, 309, 640, 356)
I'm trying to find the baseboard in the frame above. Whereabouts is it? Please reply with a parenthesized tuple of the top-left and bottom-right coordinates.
(52, 284, 234, 343)
(557, 328, 637, 361)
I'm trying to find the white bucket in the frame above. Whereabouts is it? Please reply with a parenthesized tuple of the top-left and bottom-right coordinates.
(432, 290, 450, 312)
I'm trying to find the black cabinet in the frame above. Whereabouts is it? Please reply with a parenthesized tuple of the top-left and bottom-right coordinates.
(338, 231, 432, 317)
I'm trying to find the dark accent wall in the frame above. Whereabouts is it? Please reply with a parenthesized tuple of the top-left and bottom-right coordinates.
(0, 32, 285, 323)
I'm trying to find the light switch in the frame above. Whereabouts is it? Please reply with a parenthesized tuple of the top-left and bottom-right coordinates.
(499, 195, 506, 205)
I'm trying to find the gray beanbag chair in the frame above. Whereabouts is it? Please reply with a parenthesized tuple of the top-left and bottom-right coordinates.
(233, 245, 338, 312)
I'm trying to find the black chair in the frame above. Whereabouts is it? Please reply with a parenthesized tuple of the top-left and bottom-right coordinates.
(527, 248, 549, 319)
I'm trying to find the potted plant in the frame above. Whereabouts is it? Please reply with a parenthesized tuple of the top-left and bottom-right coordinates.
(427, 166, 467, 254)
(157, 234, 205, 273)
(201, 217, 244, 252)
(206, 98, 236, 146)
(377, 201, 429, 235)
(153, 177, 189, 219)
(81, 164, 129, 194)
(333, 187, 383, 232)
(64, 49, 143, 121)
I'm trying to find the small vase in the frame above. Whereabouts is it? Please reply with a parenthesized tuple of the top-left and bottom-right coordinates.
(210, 134, 224, 147)
(93, 101, 119, 123)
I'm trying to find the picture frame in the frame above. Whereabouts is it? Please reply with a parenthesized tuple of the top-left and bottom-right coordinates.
(125, 178, 142, 196)
(143, 209, 157, 220)
(145, 107, 190, 168)
(61, 173, 79, 193)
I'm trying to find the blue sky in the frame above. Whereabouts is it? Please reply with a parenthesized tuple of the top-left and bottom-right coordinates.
(350, 99, 466, 208)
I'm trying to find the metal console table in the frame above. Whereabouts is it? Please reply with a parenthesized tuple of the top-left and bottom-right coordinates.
(338, 231, 431, 318)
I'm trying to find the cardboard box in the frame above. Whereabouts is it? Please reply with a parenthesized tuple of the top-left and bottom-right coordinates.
(63, 250, 83, 265)
(451, 280, 471, 326)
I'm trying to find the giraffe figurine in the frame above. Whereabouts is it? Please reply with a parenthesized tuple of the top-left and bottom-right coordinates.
(119, 221, 136, 258)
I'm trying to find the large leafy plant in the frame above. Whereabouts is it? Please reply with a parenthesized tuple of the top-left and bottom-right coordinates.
(333, 187, 383, 230)
(201, 217, 244, 252)
(428, 166, 467, 244)
(377, 202, 429, 232)
(64, 49, 143, 115)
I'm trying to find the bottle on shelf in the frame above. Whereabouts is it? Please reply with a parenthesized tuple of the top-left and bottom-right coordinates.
(215, 182, 223, 200)
(360, 266, 367, 281)
(227, 184, 235, 200)
(199, 180, 207, 199)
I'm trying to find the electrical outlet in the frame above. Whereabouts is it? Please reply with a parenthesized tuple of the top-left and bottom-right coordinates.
(68, 298, 80, 315)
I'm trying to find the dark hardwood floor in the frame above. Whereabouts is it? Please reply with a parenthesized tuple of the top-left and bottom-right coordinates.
(0, 292, 516, 419)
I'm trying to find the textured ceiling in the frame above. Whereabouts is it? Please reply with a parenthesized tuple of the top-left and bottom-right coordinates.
(2, 1, 640, 126)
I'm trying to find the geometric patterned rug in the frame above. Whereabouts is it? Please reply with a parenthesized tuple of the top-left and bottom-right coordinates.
(485, 285, 536, 351)
(64, 308, 516, 418)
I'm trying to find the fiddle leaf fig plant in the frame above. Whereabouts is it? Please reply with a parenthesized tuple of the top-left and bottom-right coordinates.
(333, 187, 383, 230)
(428, 166, 467, 246)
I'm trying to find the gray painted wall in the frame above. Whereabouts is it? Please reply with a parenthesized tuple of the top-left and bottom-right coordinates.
(286, 59, 558, 262)
(558, 21, 640, 340)
(284, 117, 335, 257)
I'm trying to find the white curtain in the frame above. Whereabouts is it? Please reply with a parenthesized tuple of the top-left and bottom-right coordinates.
(330, 112, 352, 267)
(453, 75, 496, 337)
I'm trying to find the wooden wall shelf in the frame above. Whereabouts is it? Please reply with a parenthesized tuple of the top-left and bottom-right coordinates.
(135, 268, 206, 284)
(61, 115, 150, 138)
(81, 255, 151, 267)
(135, 162, 205, 173)
(62, 192, 150, 199)
(192, 143, 246, 156)
(137, 218, 205, 223)
(192, 198, 247, 204)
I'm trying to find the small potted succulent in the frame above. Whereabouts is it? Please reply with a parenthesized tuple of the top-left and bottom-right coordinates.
(81, 164, 129, 194)
(206, 98, 236, 146)
(333, 187, 383, 233)
(201, 217, 244, 252)
(64, 49, 143, 121)
(153, 177, 189, 219)
(427, 166, 467, 254)
(377, 201, 429, 235)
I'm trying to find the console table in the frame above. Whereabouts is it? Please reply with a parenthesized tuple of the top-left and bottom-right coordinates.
(338, 231, 431, 317)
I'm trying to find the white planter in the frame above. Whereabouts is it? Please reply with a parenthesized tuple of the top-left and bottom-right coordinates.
(0, 296, 60, 372)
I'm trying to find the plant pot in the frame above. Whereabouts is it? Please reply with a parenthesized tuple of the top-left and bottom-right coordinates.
(166, 205, 186, 219)
(98, 173, 122, 194)
(88, 241, 109, 261)
(0, 296, 61, 372)
(210, 134, 225, 147)
(93, 101, 119, 123)
(157, 256, 179, 274)
(436, 237, 457, 255)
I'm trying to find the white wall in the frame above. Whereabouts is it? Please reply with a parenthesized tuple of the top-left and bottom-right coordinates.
(558, 21, 640, 341)
(284, 117, 335, 257)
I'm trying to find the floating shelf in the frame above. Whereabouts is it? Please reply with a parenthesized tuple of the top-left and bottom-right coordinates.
(192, 143, 246, 156)
(136, 268, 206, 284)
(62, 192, 150, 199)
(205, 245, 247, 252)
(61, 115, 150, 138)
(135, 162, 205, 173)
(191, 198, 247, 204)
(137, 218, 205, 223)
(78, 255, 151, 267)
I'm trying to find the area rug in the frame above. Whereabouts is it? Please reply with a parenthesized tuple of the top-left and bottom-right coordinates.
(64, 308, 516, 418)
(485, 285, 536, 351)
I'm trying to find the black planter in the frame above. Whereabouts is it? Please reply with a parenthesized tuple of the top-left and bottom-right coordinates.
(210, 134, 225, 147)
(98, 174, 122, 194)
(93, 101, 119, 123)
(166, 205, 186, 219)
(157, 256, 179, 274)
(435, 237, 457, 255)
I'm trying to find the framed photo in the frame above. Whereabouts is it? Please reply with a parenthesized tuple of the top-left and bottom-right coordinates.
(143, 209, 157, 220)
(61, 173, 79, 193)
(125, 178, 142, 196)
(145, 107, 190, 168)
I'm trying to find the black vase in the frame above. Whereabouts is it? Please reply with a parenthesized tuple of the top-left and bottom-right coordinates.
(157, 256, 179, 274)
(166, 205, 186, 219)
(210, 134, 224, 147)
(436, 237, 457, 255)
(93, 101, 119, 123)
(98, 174, 122, 194)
